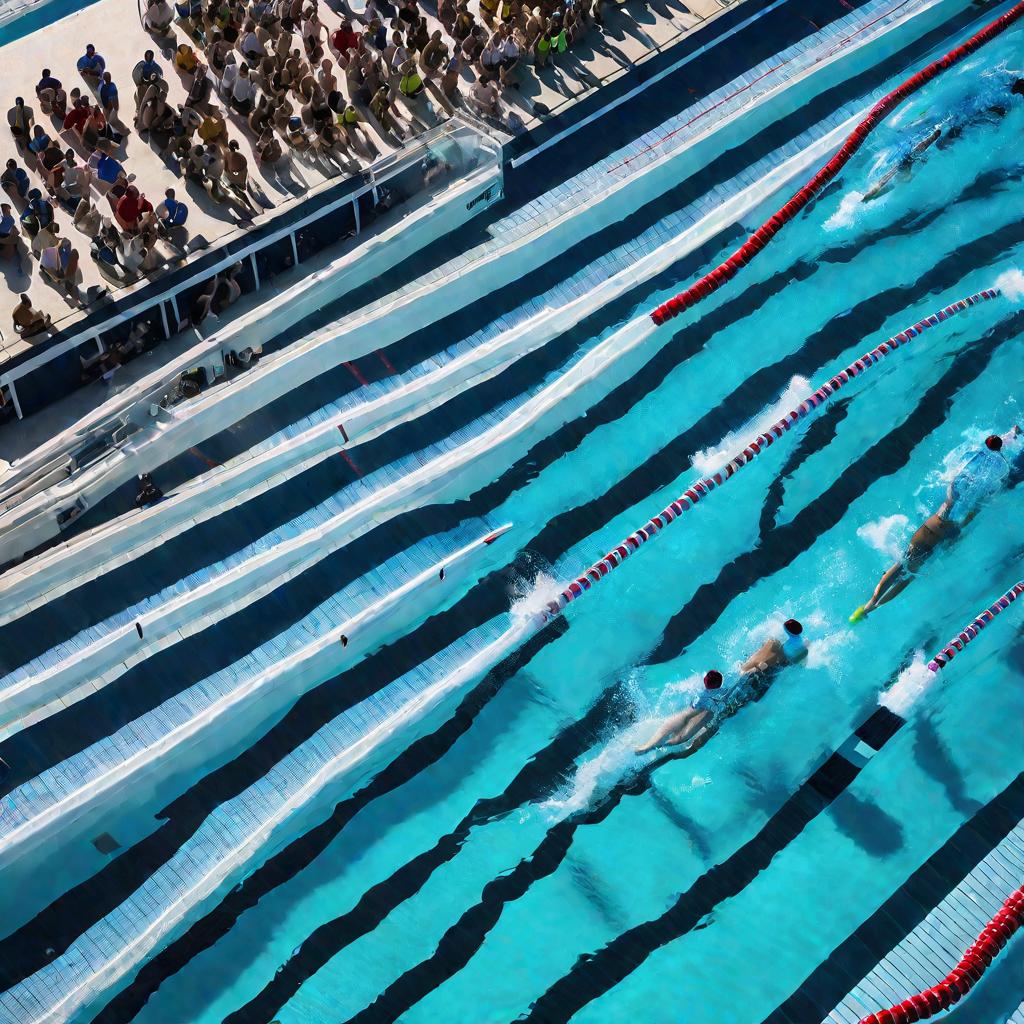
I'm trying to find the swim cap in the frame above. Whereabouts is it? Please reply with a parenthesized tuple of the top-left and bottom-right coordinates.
(703, 670, 723, 689)
(783, 618, 803, 635)
(985, 434, 1003, 452)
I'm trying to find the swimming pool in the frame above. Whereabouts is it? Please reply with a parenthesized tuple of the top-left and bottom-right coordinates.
(1, 2, 1023, 1022)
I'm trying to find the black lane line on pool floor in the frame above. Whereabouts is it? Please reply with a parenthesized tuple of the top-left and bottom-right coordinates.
(2, 151, 1017, 1003)
(65, 271, 1024, 1020)
(85, 617, 569, 1024)
(762, 779, 1024, 1023)
(228, 313, 1018, 1024)
(0, 3, 989, 678)
(3, 242, 1014, 1010)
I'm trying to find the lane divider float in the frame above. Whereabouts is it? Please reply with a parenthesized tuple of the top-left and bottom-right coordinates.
(542, 288, 1002, 620)
(648, 1, 1024, 326)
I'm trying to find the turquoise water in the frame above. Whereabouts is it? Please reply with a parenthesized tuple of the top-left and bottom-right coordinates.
(114, 18, 1024, 1024)
(1, 8, 1023, 1024)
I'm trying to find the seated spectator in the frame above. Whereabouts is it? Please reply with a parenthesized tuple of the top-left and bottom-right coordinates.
(249, 93, 274, 134)
(91, 224, 122, 267)
(73, 194, 103, 237)
(31, 218, 60, 256)
(62, 150, 92, 202)
(36, 69, 67, 118)
(255, 127, 284, 167)
(120, 229, 160, 274)
(11, 293, 51, 337)
(0, 203, 17, 262)
(40, 237, 81, 298)
(330, 18, 359, 55)
(93, 150, 125, 185)
(399, 60, 425, 98)
(26, 123, 51, 157)
(114, 186, 155, 232)
(469, 73, 500, 116)
(78, 44, 107, 80)
(138, 88, 176, 135)
(240, 20, 267, 61)
(176, 43, 200, 75)
(156, 187, 188, 233)
(438, 0, 456, 32)
(144, 0, 175, 32)
(285, 114, 309, 150)
(1, 158, 30, 202)
(8, 98, 34, 147)
(20, 189, 54, 236)
(185, 68, 214, 110)
(197, 106, 227, 145)
(99, 72, 120, 117)
(135, 50, 164, 85)
(82, 105, 116, 151)
(38, 140, 66, 193)
(63, 97, 91, 136)
(230, 63, 259, 114)
(420, 31, 448, 77)
(174, 0, 202, 25)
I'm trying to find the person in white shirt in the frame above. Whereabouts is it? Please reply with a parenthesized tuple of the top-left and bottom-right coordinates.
(231, 63, 258, 113)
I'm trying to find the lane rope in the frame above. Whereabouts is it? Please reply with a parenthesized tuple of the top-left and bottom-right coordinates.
(542, 287, 1001, 620)
(648, 1, 1024, 326)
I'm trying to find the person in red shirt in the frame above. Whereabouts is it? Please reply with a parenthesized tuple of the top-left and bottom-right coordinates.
(330, 19, 360, 57)
(63, 98, 90, 135)
(114, 185, 154, 232)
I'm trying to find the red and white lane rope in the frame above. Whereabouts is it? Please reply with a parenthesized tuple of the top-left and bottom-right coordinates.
(542, 287, 1001, 619)
(859, 879, 1024, 1022)
(928, 580, 1024, 671)
(648, 1, 1024, 326)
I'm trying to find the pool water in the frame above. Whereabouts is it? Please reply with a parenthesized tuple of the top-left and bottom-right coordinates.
(3, 6, 1024, 1023)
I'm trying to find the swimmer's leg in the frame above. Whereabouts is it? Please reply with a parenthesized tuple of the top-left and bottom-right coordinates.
(635, 709, 695, 754)
(676, 725, 717, 759)
(863, 560, 909, 613)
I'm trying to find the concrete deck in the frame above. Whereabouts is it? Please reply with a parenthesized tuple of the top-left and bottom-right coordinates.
(0, 0, 734, 370)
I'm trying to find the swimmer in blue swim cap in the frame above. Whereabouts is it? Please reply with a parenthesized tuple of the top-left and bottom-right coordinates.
(851, 429, 1018, 622)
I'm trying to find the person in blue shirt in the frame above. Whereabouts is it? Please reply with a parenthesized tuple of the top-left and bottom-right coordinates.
(94, 152, 124, 184)
(155, 186, 188, 234)
(20, 189, 53, 236)
(26, 124, 50, 155)
(852, 431, 1018, 620)
(77, 44, 106, 80)
(135, 49, 163, 84)
(1, 158, 30, 201)
(99, 72, 119, 116)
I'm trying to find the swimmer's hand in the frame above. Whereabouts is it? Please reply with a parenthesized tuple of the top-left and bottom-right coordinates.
(849, 605, 868, 624)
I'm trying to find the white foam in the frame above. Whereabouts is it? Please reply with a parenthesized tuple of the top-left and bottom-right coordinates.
(856, 513, 910, 560)
(691, 376, 811, 477)
(995, 268, 1024, 303)
(879, 651, 935, 716)
(510, 572, 564, 628)
(824, 189, 866, 230)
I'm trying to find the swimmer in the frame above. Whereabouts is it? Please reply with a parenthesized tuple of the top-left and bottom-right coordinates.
(851, 430, 1018, 621)
(739, 617, 808, 678)
(862, 76, 1024, 202)
(634, 670, 727, 754)
(635, 620, 808, 757)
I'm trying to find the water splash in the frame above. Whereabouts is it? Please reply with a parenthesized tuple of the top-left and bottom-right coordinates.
(856, 514, 910, 561)
(510, 571, 563, 628)
(824, 189, 867, 230)
(691, 376, 811, 477)
(879, 651, 936, 716)
(995, 268, 1024, 303)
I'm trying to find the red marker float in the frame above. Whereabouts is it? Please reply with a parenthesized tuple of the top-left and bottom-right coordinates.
(541, 288, 1002, 620)
(859, 880, 1024, 1023)
(648, 1, 1024, 327)
(927, 581, 1024, 671)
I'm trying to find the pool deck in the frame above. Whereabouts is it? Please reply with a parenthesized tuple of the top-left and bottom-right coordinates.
(763, 772, 1024, 1024)
(0, 0, 716, 373)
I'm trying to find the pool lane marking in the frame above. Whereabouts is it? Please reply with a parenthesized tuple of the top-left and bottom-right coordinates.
(650, 0, 1024, 325)
(515, 582, 1024, 1024)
